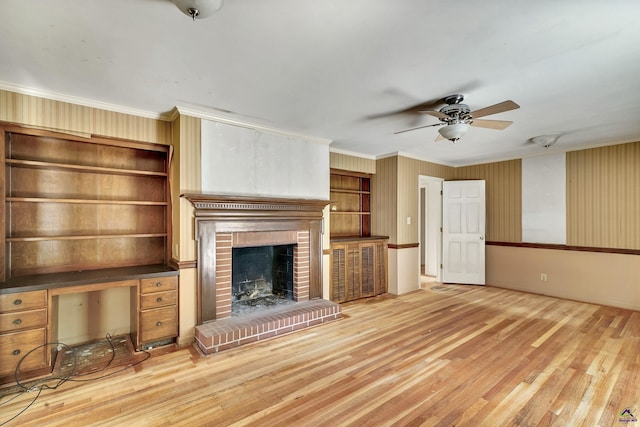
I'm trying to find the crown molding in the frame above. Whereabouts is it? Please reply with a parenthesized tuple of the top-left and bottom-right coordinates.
(0, 81, 169, 121)
(329, 147, 376, 159)
(175, 106, 333, 146)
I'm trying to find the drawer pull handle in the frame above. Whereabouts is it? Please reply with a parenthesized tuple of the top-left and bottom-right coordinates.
(13, 299, 22, 306)
(156, 297, 163, 302)
(12, 349, 21, 356)
(156, 321, 162, 327)
(156, 282, 162, 287)
(13, 318, 22, 325)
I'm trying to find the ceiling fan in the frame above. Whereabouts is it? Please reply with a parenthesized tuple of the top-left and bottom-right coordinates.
(394, 94, 520, 142)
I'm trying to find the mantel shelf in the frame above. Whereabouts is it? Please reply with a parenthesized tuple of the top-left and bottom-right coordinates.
(6, 159, 167, 177)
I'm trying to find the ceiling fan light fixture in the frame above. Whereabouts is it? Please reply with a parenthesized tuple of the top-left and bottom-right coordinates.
(531, 134, 561, 148)
(172, 0, 224, 20)
(438, 123, 470, 142)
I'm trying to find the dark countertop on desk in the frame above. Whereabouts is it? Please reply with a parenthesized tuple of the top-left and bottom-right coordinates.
(0, 264, 179, 294)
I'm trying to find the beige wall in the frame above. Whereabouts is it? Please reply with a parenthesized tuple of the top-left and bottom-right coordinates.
(330, 151, 376, 174)
(567, 142, 640, 249)
(456, 159, 522, 243)
(488, 245, 640, 311)
(170, 114, 201, 346)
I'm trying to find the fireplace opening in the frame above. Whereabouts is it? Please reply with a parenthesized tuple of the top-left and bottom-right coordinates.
(232, 244, 295, 316)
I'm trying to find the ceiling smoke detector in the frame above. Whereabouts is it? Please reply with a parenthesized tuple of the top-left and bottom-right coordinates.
(172, 0, 224, 21)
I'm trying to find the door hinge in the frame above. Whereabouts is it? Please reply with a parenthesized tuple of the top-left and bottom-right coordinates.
(440, 227, 443, 233)
(440, 263, 443, 269)
(440, 190, 443, 195)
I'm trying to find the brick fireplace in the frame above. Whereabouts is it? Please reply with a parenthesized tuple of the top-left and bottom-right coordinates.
(183, 194, 341, 354)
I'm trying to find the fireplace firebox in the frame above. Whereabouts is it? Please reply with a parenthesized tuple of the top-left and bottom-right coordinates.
(232, 244, 295, 315)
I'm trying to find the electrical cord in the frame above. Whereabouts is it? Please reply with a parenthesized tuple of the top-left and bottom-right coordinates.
(0, 334, 151, 426)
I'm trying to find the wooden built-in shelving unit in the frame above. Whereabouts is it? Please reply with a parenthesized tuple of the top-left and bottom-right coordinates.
(2, 128, 170, 278)
(329, 169, 387, 303)
(0, 125, 178, 383)
(329, 170, 371, 237)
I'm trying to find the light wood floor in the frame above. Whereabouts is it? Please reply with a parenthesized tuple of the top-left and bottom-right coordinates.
(2, 285, 639, 426)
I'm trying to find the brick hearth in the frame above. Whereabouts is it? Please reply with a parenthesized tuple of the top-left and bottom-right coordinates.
(195, 299, 341, 354)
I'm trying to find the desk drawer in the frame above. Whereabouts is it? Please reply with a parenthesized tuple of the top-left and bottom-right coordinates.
(140, 276, 177, 294)
(0, 328, 47, 377)
(0, 309, 47, 333)
(0, 290, 47, 313)
(140, 290, 177, 310)
(140, 306, 177, 343)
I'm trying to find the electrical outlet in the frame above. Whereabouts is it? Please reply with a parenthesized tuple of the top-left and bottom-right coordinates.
(540, 273, 548, 282)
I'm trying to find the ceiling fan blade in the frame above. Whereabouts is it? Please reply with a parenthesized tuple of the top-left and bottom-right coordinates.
(367, 98, 446, 120)
(394, 122, 443, 135)
(470, 100, 520, 119)
(470, 119, 513, 130)
(418, 110, 450, 120)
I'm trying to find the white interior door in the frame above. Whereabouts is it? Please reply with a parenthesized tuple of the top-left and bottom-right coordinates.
(442, 180, 486, 285)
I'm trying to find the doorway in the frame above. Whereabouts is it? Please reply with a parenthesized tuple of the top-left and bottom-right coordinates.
(419, 176, 443, 284)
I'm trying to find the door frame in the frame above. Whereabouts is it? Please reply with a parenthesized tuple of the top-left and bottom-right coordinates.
(418, 175, 443, 282)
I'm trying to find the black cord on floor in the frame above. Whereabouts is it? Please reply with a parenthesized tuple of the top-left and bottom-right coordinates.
(0, 334, 151, 426)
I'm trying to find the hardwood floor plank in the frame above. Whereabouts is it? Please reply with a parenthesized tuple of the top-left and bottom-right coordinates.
(1, 285, 639, 426)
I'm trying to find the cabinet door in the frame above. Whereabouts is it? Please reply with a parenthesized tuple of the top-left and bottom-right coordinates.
(375, 241, 388, 295)
(346, 243, 361, 301)
(359, 243, 376, 298)
(330, 245, 347, 303)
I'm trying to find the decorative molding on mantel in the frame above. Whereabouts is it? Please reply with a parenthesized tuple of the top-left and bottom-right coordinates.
(181, 194, 329, 217)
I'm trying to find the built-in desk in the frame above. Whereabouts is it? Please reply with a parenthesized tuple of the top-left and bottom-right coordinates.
(0, 265, 179, 383)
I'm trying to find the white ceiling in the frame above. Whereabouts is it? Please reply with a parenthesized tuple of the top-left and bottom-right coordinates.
(2, 0, 640, 166)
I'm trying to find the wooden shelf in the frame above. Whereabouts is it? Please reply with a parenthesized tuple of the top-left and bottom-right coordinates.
(6, 159, 168, 177)
(7, 197, 168, 206)
(329, 188, 371, 195)
(2, 125, 171, 281)
(7, 234, 168, 242)
(329, 170, 371, 238)
(330, 211, 370, 215)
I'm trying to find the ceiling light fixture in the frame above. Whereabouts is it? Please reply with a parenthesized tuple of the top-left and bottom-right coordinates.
(172, 0, 224, 21)
(530, 134, 561, 149)
(438, 123, 470, 142)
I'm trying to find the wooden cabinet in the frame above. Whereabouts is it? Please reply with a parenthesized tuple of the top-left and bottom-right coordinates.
(1, 126, 170, 281)
(330, 170, 371, 237)
(135, 276, 178, 348)
(330, 238, 387, 303)
(0, 290, 47, 377)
